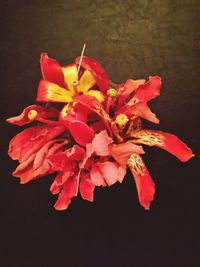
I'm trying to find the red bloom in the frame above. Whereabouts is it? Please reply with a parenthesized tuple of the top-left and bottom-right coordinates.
(48, 145, 95, 210)
(7, 52, 194, 212)
(37, 53, 107, 106)
(8, 124, 67, 183)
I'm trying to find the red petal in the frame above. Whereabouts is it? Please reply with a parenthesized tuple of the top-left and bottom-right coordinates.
(132, 76, 161, 103)
(69, 120, 95, 146)
(75, 95, 112, 136)
(8, 125, 65, 161)
(59, 103, 88, 128)
(66, 145, 86, 161)
(75, 56, 109, 94)
(40, 53, 65, 87)
(110, 142, 145, 166)
(118, 79, 145, 107)
(50, 172, 71, 195)
(54, 175, 78, 210)
(131, 129, 194, 162)
(96, 161, 126, 186)
(92, 130, 112, 156)
(12, 154, 35, 183)
(131, 103, 159, 124)
(79, 174, 95, 202)
(50, 173, 63, 194)
(90, 164, 106, 186)
(48, 152, 75, 173)
(33, 140, 58, 170)
(128, 154, 155, 210)
(90, 121, 105, 133)
(6, 105, 44, 126)
(7, 105, 59, 126)
(13, 141, 65, 184)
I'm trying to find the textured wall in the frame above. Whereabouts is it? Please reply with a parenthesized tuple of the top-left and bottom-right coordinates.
(1, 1, 200, 266)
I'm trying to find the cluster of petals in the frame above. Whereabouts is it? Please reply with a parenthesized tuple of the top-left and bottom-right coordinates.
(7, 52, 194, 211)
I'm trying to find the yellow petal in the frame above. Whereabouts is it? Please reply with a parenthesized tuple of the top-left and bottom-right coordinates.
(62, 64, 78, 94)
(46, 83, 73, 103)
(85, 90, 104, 103)
(78, 70, 96, 93)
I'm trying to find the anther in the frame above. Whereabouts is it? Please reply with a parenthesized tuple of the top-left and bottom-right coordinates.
(107, 88, 118, 98)
(28, 110, 38, 120)
(115, 114, 129, 127)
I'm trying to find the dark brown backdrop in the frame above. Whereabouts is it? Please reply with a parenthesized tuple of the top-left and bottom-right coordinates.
(0, 0, 200, 266)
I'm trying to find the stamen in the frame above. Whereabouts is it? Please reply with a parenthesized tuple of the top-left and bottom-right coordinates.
(28, 110, 38, 120)
(115, 114, 129, 127)
(107, 88, 118, 98)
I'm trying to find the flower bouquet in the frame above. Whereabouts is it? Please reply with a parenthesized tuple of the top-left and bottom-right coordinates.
(7, 46, 193, 211)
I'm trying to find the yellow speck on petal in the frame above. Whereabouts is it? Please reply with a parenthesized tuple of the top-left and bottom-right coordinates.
(28, 110, 38, 120)
(107, 88, 118, 97)
(115, 114, 129, 127)
(127, 154, 144, 175)
(86, 90, 104, 103)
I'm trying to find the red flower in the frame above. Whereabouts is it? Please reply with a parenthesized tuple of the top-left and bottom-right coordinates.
(100, 75, 194, 209)
(8, 124, 67, 183)
(37, 53, 108, 106)
(7, 52, 194, 212)
(48, 145, 95, 210)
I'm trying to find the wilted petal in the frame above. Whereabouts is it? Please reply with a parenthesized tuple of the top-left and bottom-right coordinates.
(75, 56, 109, 94)
(128, 154, 155, 210)
(131, 129, 194, 162)
(37, 80, 73, 103)
(40, 53, 65, 88)
(69, 120, 95, 146)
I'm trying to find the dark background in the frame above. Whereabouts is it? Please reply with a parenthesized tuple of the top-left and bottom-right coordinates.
(0, 0, 200, 266)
